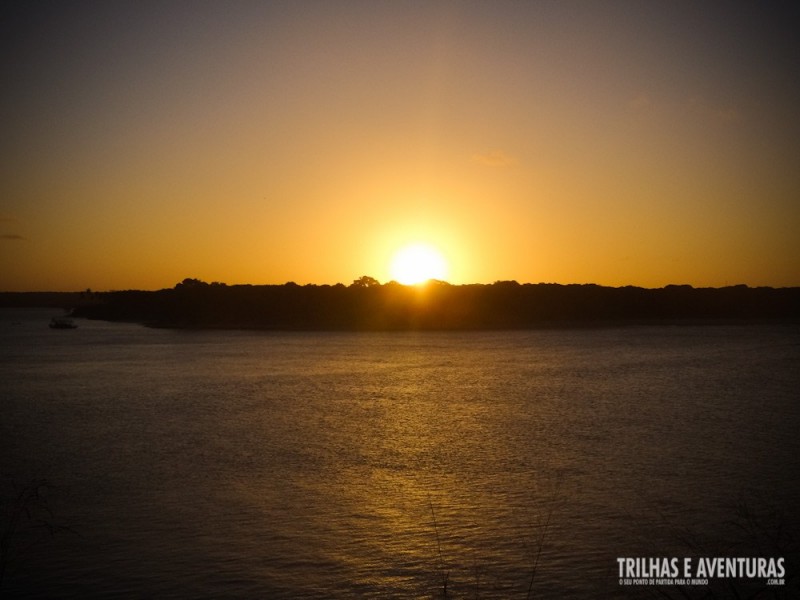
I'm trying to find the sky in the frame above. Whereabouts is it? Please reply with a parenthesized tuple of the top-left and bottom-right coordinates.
(1, 1, 798, 291)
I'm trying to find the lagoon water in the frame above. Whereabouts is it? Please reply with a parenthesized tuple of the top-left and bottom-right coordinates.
(2, 309, 799, 598)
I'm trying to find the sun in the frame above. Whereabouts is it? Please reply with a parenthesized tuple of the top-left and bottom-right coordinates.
(389, 242, 449, 285)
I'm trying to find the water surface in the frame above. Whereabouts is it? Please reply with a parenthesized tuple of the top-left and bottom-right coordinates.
(2, 309, 798, 597)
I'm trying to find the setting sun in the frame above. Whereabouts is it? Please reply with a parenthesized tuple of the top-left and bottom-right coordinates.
(389, 242, 449, 285)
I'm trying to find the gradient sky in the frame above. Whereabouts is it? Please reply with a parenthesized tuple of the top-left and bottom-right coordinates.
(2, 1, 798, 291)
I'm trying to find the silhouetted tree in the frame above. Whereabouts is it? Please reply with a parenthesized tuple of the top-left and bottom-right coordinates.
(350, 275, 380, 288)
(175, 278, 208, 289)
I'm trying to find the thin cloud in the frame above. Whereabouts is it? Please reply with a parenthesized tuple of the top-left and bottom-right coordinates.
(688, 96, 743, 125)
(2, 216, 26, 240)
(628, 93, 652, 110)
(715, 107, 742, 124)
(472, 149, 517, 167)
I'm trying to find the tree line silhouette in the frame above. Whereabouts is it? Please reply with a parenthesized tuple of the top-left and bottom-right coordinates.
(57, 278, 800, 330)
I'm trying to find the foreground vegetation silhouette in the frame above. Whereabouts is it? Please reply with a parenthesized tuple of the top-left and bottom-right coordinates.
(0, 478, 74, 593)
(4, 278, 798, 330)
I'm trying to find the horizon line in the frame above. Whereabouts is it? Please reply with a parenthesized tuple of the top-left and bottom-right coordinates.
(2, 279, 799, 294)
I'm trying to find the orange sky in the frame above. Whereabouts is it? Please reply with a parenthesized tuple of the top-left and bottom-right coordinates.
(2, 2, 798, 291)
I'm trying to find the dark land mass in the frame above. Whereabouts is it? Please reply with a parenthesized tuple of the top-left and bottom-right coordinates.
(6, 278, 796, 330)
(0, 291, 88, 309)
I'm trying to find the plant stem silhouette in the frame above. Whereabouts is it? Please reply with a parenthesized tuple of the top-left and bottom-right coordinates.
(1, 478, 74, 591)
(429, 497, 450, 597)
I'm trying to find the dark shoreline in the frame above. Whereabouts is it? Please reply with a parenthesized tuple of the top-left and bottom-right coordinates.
(5, 279, 795, 331)
(138, 317, 800, 331)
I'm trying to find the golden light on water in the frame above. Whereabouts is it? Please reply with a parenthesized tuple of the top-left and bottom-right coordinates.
(389, 243, 449, 285)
